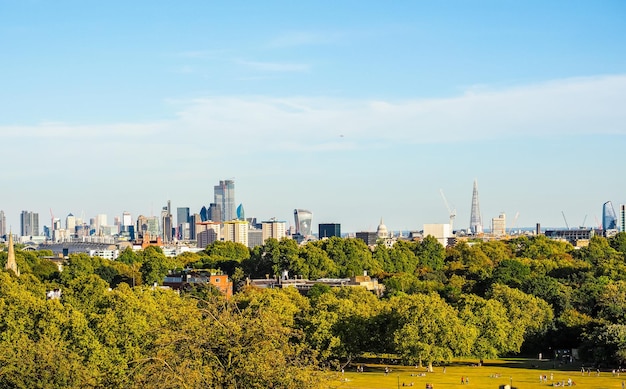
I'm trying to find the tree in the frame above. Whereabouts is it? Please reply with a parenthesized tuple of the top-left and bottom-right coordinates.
(416, 235, 445, 271)
(140, 246, 173, 285)
(489, 284, 554, 344)
(389, 293, 476, 371)
(458, 294, 518, 358)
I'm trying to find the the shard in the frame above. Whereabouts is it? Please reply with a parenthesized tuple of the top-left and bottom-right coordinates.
(469, 179, 483, 235)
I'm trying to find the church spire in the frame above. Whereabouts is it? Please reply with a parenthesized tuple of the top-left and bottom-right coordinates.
(5, 230, 19, 276)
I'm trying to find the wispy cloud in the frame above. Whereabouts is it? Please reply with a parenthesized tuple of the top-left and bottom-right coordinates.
(3, 74, 625, 157)
(265, 31, 342, 48)
(235, 59, 311, 73)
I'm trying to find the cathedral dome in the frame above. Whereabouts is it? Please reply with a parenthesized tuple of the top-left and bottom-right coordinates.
(376, 218, 388, 238)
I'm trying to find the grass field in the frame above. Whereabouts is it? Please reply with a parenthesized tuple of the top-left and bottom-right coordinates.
(325, 359, 626, 389)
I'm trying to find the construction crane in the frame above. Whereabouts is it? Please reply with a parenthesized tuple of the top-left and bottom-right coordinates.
(561, 211, 570, 230)
(580, 215, 587, 229)
(439, 189, 456, 232)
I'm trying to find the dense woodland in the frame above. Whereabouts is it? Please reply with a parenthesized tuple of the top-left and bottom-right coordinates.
(2, 233, 626, 388)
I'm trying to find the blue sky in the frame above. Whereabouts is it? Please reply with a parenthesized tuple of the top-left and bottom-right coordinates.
(1, 0, 625, 233)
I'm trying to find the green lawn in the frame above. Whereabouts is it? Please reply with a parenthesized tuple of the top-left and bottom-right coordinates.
(325, 359, 626, 389)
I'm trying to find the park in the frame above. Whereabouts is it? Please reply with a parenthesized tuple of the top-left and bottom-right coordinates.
(327, 359, 626, 389)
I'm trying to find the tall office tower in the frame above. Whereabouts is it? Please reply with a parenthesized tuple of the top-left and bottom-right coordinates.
(619, 204, 626, 233)
(95, 214, 108, 235)
(223, 220, 249, 247)
(469, 179, 483, 235)
(603, 201, 618, 234)
(199, 206, 208, 222)
(492, 213, 506, 237)
(214, 179, 235, 222)
(294, 209, 313, 237)
(136, 215, 148, 238)
(161, 202, 173, 242)
(20, 210, 39, 237)
(114, 217, 121, 234)
(146, 216, 160, 238)
(208, 203, 222, 223)
(177, 207, 190, 240)
(189, 213, 201, 240)
(262, 218, 287, 242)
(319, 223, 341, 238)
(236, 203, 245, 220)
(66, 213, 76, 236)
(0, 210, 5, 238)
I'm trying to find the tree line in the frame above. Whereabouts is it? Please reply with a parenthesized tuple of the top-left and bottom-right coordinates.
(1, 232, 626, 387)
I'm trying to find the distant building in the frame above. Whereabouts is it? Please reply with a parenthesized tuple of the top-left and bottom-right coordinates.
(247, 273, 384, 297)
(163, 270, 233, 298)
(237, 203, 245, 220)
(294, 209, 313, 237)
(492, 213, 506, 237)
(319, 223, 341, 239)
(356, 231, 378, 246)
(423, 223, 453, 247)
(248, 228, 263, 248)
(196, 221, 221, 248)
(469, 180, 483, 235)
(4, 231, 19, 276)
(0, 210, 5, 238)
(377, 218, 389, 239)
(262, 218, 287, 242)
(620, 204, 626, 233)
(544, 228, 597, 246)
(214, 180, 235, 222)
(20, 210, 39, 237)
(208, 203, 222, 223)
(177, 207, 190, 239)
(603, 201, 618, 236)
(223, 220, 249, 247)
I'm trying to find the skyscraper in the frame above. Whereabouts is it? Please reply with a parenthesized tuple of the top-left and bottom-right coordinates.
(214, 179, 235, 222)
(0, 210, 5, 238)
(208, 203, 222, 223)
(236, 203, 245, 220)
(319, 223, 341, 239)
(177, 207, 190, 240)
(620, 204, 626, 233)
(294, 209, 313, 237)
(469, 180, 483, 235)
(20, 210, 39, 237)
(603, 201, 617, 235)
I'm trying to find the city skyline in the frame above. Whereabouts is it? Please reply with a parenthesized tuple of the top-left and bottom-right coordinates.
(1, 1, 625, 232)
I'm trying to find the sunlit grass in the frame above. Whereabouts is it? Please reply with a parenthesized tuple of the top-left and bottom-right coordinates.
(325, 359, 626, 389)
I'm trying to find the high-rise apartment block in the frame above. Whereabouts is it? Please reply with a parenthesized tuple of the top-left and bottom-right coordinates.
(20, 210, 39, 237)
(262, 219, 287, 242)
(223, 220, 248, 247)
(214, 180, 235, 222)
(492, 213, 506, 237)
(196, 221, 221, 248)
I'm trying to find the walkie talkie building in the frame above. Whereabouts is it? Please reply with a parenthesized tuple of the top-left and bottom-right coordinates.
(294, 209, 313, 237)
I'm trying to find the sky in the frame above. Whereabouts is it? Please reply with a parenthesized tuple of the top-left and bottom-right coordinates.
(1, 0, 625, 233)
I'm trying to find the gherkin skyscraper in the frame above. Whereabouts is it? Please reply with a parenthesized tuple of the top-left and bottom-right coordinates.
(469, 179, 483, 235)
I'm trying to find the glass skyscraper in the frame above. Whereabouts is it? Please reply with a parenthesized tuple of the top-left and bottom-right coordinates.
(214, 180, 235, 222)
(294, 209, 313, 237)
(603, 201, 617, 234)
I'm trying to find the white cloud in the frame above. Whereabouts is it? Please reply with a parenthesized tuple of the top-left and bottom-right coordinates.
(235, 60, 311, 73)
(3, 74, 625, 156)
